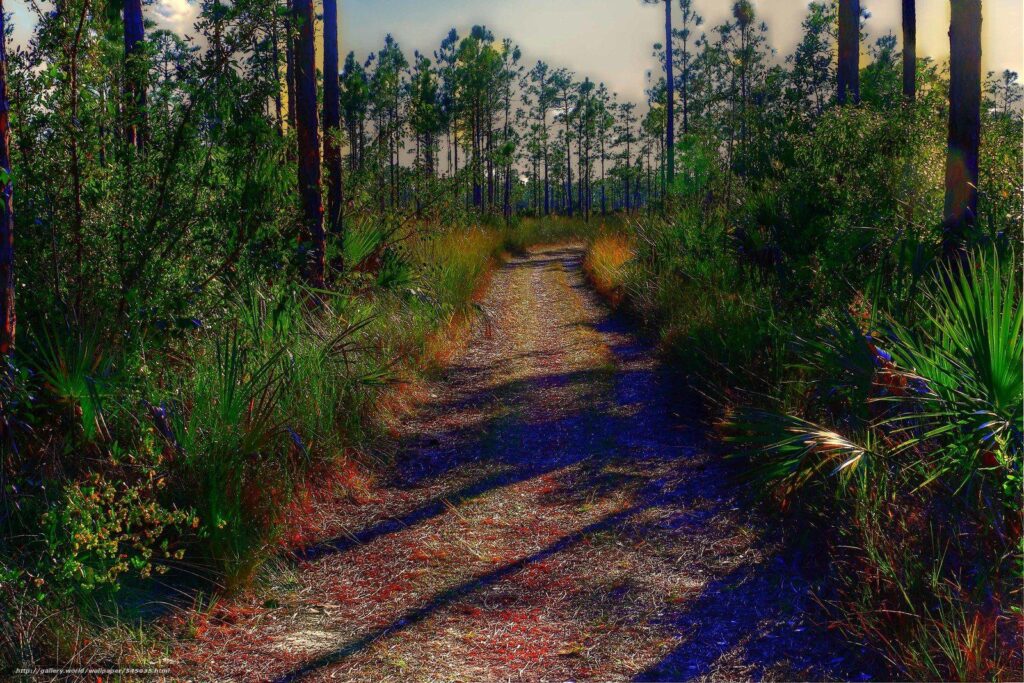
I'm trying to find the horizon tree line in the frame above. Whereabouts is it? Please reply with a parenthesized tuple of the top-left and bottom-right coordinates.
(0, 0, 1017, 356)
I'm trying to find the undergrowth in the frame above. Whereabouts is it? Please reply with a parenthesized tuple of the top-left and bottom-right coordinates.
(583, 100, 1023, 680)
(0, 216, 573, 673)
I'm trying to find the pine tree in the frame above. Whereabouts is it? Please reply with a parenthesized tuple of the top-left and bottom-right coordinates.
(293, 0, 325, 287)
(0, 0, 14, 355)
(643, 0, 675, 183)
(323, 0, 343, 249)
(124, 0, 146, 150)
(838, 0, 861, 104)
(942, 0, 982, 261)
(902, 0, 916, 101)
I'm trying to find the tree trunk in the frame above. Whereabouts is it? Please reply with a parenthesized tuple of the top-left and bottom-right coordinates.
(600, 133, 606, 215)
(942, 0, 982, 260)
(543, 138, 550, 215)
(577, 118, 584, 215)
(565, 101, 573, 217)
(838, 0, 860, 104)
(390, 106, 398, 209)
(322, 0, 343, 256)
(472, 103, 482, 208)
(664, 0, 675, 183)
(358, 118, 365, 170)
(294, 0, 325, 287)
(0, 2, 15, 355)
(902, 0, 916, 101)
(271, 14, 284, 136)
(681, 30, 689, 135)
(124, 0, 146, 150)
(68, 2, 88, 308)
(486, 106, 495, 211)
(284, 0, 296, 131)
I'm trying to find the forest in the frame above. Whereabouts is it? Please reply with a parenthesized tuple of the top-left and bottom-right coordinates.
(0, 0, 1020, 680)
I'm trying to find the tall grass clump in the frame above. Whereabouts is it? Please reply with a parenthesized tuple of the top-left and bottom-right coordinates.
(582, 231, 634, 307)
(597, 209, 787, 388)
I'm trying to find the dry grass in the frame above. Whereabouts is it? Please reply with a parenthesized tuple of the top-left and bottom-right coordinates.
(583, 233, 634, 307)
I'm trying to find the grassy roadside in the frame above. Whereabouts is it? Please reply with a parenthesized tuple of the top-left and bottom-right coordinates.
(581, 217, 1022, 681)
(0, 216, 597, 674)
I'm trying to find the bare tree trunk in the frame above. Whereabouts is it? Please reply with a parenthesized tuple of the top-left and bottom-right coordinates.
(68, 2, 88, 309)
(565, 104, 573, 217)
(285, 0, 296, 131)
(577, 117, 584, 215)
(322, 0, 343, 259)
(0, 2, 15, 355)
(600, 133, 606, 216)
(838, 0, 860, 104)
(681, 27, 690, 135)
(942, 0, 982, 261)
(294, 0, 325, 287)
(543, 138, 550, 215)
(902, 0, 916, 101)
(124, 0, 146, 150)
(664, 0, 675, 183)
(624, 137, 631, 213)
(271, 12, 284, 135)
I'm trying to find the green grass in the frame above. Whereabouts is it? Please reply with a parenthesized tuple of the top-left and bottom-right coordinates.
(0, 215, 608, 671)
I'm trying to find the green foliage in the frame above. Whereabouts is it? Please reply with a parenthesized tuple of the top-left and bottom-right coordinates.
(169, 327, 288, 580)
(589, 48, 1022, 679)
(2, 0, 1021, 674)
(885, 251, 1022, 488)
(22, 322, 113, 443)
(39, 473, 192, 598)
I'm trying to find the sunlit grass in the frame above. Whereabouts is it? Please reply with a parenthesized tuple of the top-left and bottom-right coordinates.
(582, 232, 634, 307)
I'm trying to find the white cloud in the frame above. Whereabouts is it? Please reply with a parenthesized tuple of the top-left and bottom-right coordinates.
(152, 0, 200, 35)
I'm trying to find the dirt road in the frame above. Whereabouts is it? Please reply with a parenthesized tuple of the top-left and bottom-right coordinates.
(170, 245, 871, 682)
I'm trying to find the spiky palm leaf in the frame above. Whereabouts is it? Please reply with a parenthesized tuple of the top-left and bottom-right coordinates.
(883, 249, 1022, 472)
(724, 408, 881, 489)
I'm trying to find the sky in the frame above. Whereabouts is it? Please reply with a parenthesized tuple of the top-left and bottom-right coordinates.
(7, 0, 1024, 104)
(343, 0, 1023, 103)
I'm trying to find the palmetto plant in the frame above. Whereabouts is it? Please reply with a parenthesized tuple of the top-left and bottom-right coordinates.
(24, 321, 114, 443)
(342, 221, 388, 272)
(727, 249, 1022, 499)
(886, 250, 1022, 477)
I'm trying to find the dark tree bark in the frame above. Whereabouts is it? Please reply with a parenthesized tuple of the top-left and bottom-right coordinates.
(294, 0, 325, 287)
(600, 129, 607, 215)
(124, 0, 146, 149)
(838, 0, 860, 104)
(577, 113, 584, 216)
(271, 12, 284, 136)
(0, 1, 15, 355)
(284, 0, 296, 131)
(540, 69, 550, 216)
(563, 89, 573, 217)
(487, 112, 495, 211)
(663, 0, 675, 183)
(942, 0, 982, 260)
(902, 0, 916, 101)
(68, 2, 88, 306)
(322, 0, 343, 252)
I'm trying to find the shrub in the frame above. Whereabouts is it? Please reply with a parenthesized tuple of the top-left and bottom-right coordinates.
(724, 249, 1022, 680)
(39, 472, 193, 598)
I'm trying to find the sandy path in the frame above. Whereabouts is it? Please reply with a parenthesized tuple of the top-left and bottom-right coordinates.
(170, 245, 870, 682)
